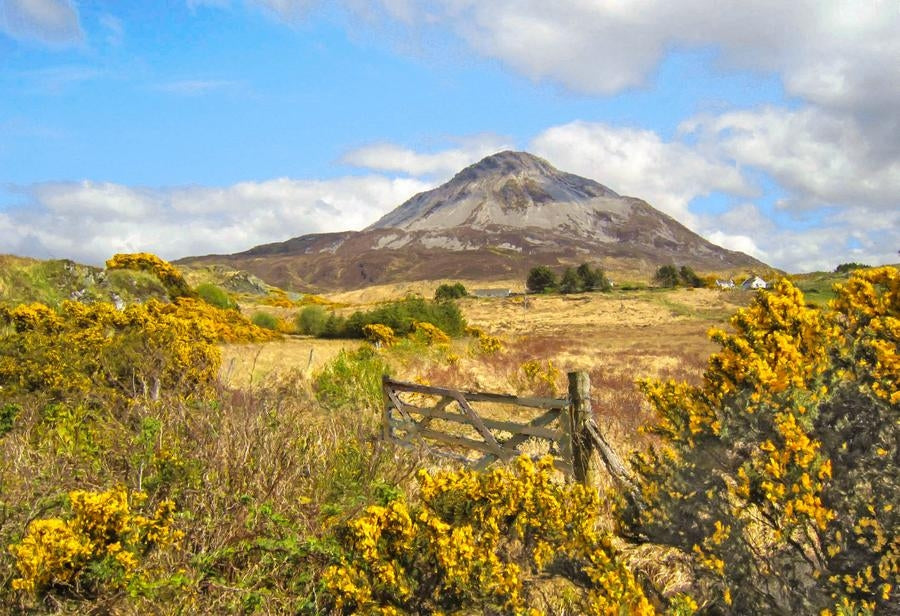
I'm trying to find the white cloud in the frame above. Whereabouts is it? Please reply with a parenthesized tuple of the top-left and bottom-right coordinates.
(341, 133, 513, 178)
(699, 202, 900, 273)
(0, 0, 82, 45)
(530, 120, 751, 226)
(682, 106, 900, 211)
(0, 175, 432, 265)
(406, 1, 900, 112)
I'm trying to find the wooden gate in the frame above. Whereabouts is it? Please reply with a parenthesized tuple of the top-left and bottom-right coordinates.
(382, 372, 597, 480)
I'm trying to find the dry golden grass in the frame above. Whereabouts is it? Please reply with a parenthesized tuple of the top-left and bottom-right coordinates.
(220, 337, 362, 388)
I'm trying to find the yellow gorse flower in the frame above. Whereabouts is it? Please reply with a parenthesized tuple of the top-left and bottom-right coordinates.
(325, 455, 654, 615)
(8, 487, 182, 596)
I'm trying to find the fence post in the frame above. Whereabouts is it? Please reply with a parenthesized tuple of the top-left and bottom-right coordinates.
(382, 375, 393, 443)
(567, 371, 595, 484)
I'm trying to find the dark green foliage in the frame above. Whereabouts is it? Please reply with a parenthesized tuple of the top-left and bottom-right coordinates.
(576, 263, 612, 292)
(678, 266, 703, 288)
(559, 267, 581, 294)
(835, 262, 870, 274)
(316, 296, 466, 340)
(526, 266, 558, 294)
(0, 403, 19, 437)
(653, 265, 680, 288)
(434, 282, 468, 301)
(196, 283, 237, 310)
(251, 311, 279, 331)
(527, 263, 610, 294)
(296, 305, 329, 336)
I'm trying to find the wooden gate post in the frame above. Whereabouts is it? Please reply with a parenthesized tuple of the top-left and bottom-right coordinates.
(382, 374, 393, 443)
(567, 371, 596, 483)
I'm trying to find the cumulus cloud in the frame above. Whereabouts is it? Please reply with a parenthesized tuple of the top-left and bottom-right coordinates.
(0, 176, 432, 265)
(406, 1, 900, 112)
(341, 133, 513, 179)
(698, 202, 900, 273)
(0, 0, 83, 45)
(682, 106, 900, 212)
(530, 121, 751, 226)
(241, 1, 897, 114)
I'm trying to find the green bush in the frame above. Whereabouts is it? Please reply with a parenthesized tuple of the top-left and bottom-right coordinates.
(316, 296, 466, 340)
(196, 283, 237, 310)
(434, 282, 468, 301)
(835, 262, 870, 274)
(251, 311, 279, 331)
(577, 263, 612, 292)
(559, 267, 581, 294)
(526, 265, 558, 293)
(678, 266, 703, 288)
(296, 305, 328, 336)
(313, 346, 388, 412)
(653, 264, 679, 288)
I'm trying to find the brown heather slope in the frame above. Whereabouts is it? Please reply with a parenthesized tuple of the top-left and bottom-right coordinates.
(177, 152, 768, 291)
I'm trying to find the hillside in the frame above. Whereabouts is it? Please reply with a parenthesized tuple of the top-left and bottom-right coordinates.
(0, 254, 275, 308)
(178, 151, 769, 291)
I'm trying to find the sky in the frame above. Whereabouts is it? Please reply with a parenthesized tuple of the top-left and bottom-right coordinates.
(1, 0, 898, 272)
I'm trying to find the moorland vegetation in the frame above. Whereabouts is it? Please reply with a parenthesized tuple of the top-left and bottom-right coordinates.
(526, 263, 612, 294)
(0, 253, 895, 615)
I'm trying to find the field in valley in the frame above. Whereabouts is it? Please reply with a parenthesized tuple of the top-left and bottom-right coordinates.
(2, 258, 894, 615)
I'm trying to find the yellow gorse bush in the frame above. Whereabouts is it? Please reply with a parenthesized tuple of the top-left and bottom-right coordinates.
(466, 325, 503, 355)
(626, 267, 899, 614)
(363, 323, 397, 347)
(325, 456, 654, 615)
(411, 321, 451, 345)
(0, 296, 273, 403)
(105, 252, 193, 298)
(9, 487, 182, 596)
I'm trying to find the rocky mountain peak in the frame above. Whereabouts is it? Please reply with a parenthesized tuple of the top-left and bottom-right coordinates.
(366, 150, 620, 232)
(453, 150, 557, 180)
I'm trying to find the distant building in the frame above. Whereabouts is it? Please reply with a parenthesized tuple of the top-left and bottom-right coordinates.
(473, 288, 511, 298)
(716, 279, 735, 289)
(742, 276, 767, 290)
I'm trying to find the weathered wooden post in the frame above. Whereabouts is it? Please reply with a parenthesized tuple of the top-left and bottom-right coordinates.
(381, 375, 393, 443)
(567, 371, 596, 484)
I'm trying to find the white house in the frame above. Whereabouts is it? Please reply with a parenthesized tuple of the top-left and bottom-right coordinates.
(742, 276, 767, 290)
(716, 279, 735, 290)
(473, 288, 511, 298)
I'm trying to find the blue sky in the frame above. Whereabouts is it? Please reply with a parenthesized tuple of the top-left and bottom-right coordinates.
(1, 0, 898, 272)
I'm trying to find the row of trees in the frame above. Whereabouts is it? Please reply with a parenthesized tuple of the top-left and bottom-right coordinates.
(653, 264, 703, 288)
(296, 295, 466, 339)
(526, 263, 612, 294)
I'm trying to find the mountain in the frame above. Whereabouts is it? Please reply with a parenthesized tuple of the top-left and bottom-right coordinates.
(178, 151, 767, 290)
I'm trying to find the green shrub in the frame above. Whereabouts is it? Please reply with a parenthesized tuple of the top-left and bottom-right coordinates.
(251, 311, 279, 331)
(577, 263, 612, 292)
(678, 266, 703, 288)
(434, 282, 468, 301)
(0, 403, 19, 437)
(196, 283, 237, 310)
(653, 264, 679, 288)
(559, 267, 581, 294)
(296, 305, 329, 336)
(313, 346, 388, 412)
(835, 262, 870, 274)
(317, 296, 466, 340)
(526, 265, 558, 293)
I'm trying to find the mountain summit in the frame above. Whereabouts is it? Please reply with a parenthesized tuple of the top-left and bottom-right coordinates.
(368, 151, 620, 232)
(178, 151, 766, 290)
